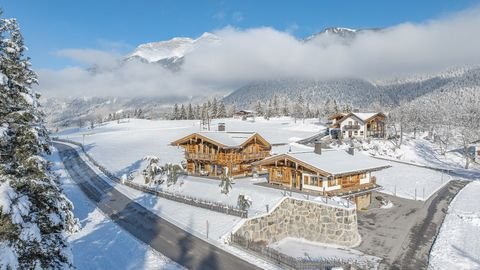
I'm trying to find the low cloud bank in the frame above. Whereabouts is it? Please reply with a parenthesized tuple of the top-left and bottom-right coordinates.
(37, 6, 480, 97)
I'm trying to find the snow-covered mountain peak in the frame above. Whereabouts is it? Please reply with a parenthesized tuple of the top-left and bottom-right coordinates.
(127, 32, 219, 63)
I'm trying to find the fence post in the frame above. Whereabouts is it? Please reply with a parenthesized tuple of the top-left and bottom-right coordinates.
(415, 187, 417, 200)
(266, 204, 269, 213)
(206, 220, 209, 239)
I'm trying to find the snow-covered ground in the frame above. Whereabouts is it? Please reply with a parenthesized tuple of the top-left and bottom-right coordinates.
(372, 162, 452, 201)
(429, 181, 480, 270)
(269, 238, 381, 268)
(56, 118, 324, 177)
(48, 148, 184, 270)
(362, 135, 480, 179)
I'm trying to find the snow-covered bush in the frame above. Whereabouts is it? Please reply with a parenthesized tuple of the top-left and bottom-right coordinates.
(237, 194, 252, 211)
(219, 168, 233, 195)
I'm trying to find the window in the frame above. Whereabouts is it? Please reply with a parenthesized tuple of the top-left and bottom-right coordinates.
(354, 131, 358, 135)
(309, 176, 319, 186)
(328, 179, 337, 187)
(348, 121, 353, 125)
(354, 121, 358, 126)
(360, 131, 364, 135)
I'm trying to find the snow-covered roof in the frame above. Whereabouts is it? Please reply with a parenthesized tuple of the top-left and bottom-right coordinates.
(256, 150, 389, 175)
(197, 131, 255, 147)
(172, 131, 271, 149)
(337, 112, 384, 124)
(351, 113, 378, 121)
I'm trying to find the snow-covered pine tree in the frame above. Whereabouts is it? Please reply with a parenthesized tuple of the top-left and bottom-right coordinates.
(272, 94, 279, 117)
(194, 104, 201, 120)
(210, 98, 218, 119)
(264, 100, 273, 120)
(187, 103, 193, 120)
(293, 94, 305, 123)
(282, 96, 289, 116)
(179, 104, 187, 120)
(217, 100, 227, 118)
(254, 101, 263, 116)
(0, 14, 77, 269)
(172, 103, 179, 120)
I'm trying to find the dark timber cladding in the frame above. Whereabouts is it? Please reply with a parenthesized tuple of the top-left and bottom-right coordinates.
(253, 150, 390, 208)
(172, 131, 271, 177)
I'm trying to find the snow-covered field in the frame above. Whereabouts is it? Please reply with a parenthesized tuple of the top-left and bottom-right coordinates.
(56, 118, 323, 177)
(48, 148, 183, 270)
(362, 135, 480, 179)
(372, 162, 452, 201)
(429, 181, 480, 270)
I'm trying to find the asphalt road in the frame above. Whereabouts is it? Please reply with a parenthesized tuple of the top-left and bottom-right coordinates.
(356, 180, 468, 270)
(54, 142, 261, 270)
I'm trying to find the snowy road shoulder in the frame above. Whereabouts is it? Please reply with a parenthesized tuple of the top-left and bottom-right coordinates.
(429, 181, 480, 270)
(47, 147, 184, 270)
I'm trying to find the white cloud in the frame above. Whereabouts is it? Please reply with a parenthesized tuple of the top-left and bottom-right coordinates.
(38, 6, 480, 98)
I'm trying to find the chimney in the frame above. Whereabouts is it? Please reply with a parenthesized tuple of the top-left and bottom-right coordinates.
(314, 142, 322, 155)
(348, 146, 355, 155)
(218, 123, 225, 132)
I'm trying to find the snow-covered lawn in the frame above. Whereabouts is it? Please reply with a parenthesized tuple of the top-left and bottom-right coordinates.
(269, 237, 381, 268)
(56, 117, 324, 177)
(48, 148, 183, 270)
(372, 161, 452, 201)
(429, 181, 480, 270)
(362, 135, 480, 179)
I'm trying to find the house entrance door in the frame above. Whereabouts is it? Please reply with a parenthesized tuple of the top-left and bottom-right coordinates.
(348, 131, 353, 138)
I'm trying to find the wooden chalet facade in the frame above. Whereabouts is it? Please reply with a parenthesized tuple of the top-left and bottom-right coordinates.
(329, 112, 386, 139)
(253, 146, 389, 209)
(172, 131, 271, 178)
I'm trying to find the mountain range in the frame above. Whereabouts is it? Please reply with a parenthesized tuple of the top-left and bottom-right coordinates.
(42, 28, 480, 128)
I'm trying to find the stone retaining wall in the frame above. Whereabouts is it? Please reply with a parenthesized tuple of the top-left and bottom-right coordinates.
(234, 197, 360, 247)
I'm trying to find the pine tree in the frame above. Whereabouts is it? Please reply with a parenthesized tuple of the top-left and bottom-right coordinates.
(194, 104, 201, 120)
(255, 101, 263, 116)
(172, 103, 179, 120)
(179, 104, 187, 120)
(272, 94, 279, 117)
(217, 100, 227, 118)
(0, 14, 77, 269)
(282, 97, 289, 116)
(293, 95, 305, 122)
(264, 100, 273, 120)
(211, 98, 218, 119)
(187, 103, 194, 120)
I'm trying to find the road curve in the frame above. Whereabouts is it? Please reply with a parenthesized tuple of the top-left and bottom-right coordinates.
(54, 142, 261, 270)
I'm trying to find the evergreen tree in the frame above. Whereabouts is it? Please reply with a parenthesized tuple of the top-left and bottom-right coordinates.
(217, 100, 227, 118)
(211, 98, 218, 119)
(187, 103, 194, 120)
(272, 95, 279, 117)
(293, 95, 305, 122)
(172, 103, 179, 120)
(179, 104, 187, 120)
(282, 97, 289, 116)
(254, 101, 263, 116)
(264, 100, 273, 120)
(0, 14, 77, 269)
(194, 104, 201, 120)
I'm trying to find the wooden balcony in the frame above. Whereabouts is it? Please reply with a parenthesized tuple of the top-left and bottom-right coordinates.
(186, 151, 269, 163)
(326, 182, 380, 197)
(343, 124, 361, 130)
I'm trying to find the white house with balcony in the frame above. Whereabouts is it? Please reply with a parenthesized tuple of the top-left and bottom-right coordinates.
(331, 112, 386, 139)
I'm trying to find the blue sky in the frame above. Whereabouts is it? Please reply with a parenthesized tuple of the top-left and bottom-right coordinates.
(1, 0, 479, 69)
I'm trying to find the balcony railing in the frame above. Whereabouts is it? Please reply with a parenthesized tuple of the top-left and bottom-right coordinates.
(186, 151, 269, 162)
(343, 124, 361, 130)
